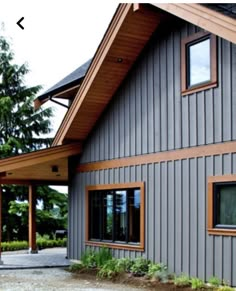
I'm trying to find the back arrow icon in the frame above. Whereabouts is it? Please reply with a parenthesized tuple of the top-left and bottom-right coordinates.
(17, 17, 24, 30)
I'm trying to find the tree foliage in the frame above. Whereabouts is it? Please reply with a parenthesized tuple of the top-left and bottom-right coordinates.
(0, 35, 67, 241)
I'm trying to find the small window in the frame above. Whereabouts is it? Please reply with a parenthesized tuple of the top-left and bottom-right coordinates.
(86, 182, 144, 250)
(214, 183, 236, 228)
(208, 178, 236, 236)
(181, 31, 217, 95)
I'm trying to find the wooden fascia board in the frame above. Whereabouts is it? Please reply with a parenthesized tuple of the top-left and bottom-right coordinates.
(0, 143, 81, 172)
(152, 3, 236, 44)
(52, 4, 132, 146)
(0, 179, 68, 186)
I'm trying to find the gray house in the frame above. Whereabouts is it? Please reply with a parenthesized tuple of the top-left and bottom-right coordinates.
(1, 3, 236, 285)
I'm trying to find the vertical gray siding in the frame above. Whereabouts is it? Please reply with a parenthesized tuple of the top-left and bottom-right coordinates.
(80, 21, 236, 164)
(69, 154, 236, 285)
(68, 18, 236, 286)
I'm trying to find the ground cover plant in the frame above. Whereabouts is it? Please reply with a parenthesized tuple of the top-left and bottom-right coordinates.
(69, 248, 236, 290)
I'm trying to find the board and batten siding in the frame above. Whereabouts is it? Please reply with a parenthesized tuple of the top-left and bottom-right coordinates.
(68, 19, 236, 285)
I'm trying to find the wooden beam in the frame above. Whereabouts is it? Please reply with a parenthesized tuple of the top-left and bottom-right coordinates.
(29, 185, 37, 253)
(152, 3, 236, 44)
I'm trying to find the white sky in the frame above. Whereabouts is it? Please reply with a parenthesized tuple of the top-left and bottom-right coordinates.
(0, 1, 118, 134)
(0, 1, 118, 193)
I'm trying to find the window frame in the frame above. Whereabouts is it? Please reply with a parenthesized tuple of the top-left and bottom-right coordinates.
(208, 175, 236, 236)
(181, 31, 217, 96)
(85, 182, 145, 251)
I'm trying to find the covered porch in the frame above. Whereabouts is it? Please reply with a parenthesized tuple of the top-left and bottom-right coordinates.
(0, 143, 81, 258)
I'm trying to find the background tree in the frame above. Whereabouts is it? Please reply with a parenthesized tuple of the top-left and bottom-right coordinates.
(0, 35, 67, 241)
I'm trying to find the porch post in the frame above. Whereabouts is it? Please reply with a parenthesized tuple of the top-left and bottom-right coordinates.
(28, 185, 37, 253)
(0, 186, 3, 264)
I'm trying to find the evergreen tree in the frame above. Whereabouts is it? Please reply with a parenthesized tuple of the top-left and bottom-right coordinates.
(0, 36, 52, 156)
(0, 35, 67, 241)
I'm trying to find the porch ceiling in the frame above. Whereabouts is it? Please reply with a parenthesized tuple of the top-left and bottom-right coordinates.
(0, 143, 82, 185)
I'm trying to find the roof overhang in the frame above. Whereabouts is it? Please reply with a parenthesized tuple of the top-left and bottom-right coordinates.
(52, 3, 236, 146)
(52, 3, 162, 145)
(0, 143, 82, 185)
(152, 3, 236, 44)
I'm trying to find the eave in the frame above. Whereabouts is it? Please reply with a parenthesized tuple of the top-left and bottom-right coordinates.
(52, 3, 236, 146)
(0, 143, 82, 185)
(52, 3, 161, 145)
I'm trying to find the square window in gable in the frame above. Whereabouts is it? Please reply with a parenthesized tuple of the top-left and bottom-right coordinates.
(181, 31, 217, 95)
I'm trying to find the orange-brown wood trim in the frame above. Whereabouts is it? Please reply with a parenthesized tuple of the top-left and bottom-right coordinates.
(0, 186, 2, 260)
(85, 241, 144, 251)
(0, 142, 81, 173)
(52, 4, 132, 146)
(29, 185, 37, 252)
(152, 3, 236, 44)
(181, 32, 217, 95)
(78, 141, 236, 173)
(85, 182, 145, 251)
(0, 179, 68, 186)
(207, 182, 213, 229)
(207, 175, 236, 236)
(208, 229, 236, 236)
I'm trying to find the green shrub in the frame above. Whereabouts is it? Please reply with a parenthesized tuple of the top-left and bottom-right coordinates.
(217, 287, 234, 291)
(81, 250, 97, 268)
(174, 274, 191, 287)
(1, 241, 28, 252)
(191, 277, 205, 289)
(97, 258, 119, 279)
(95, 247, 112, 267)
(115, 257, 134, 273)
(208, 276, 221, 287)
(130, 257, 150, 277)
(147, 262, 167, 278)
(69, 263, 84, 272)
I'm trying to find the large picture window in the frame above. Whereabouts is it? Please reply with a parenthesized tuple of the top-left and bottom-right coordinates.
(181, 31, 217, 95)
(86, 182, 144, 250)
(208, 176, 236, 236)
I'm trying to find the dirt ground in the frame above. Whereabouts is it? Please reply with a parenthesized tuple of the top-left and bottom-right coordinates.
(0, 267, 154, 291)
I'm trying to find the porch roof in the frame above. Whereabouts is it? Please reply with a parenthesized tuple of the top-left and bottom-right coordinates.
(0, 143, 82, 185)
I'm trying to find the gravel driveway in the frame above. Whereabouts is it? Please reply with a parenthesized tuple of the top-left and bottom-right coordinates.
(0, 268, 149, 291)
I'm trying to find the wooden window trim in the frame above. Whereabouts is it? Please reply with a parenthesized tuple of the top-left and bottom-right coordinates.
(85, 182, 145, 251)
(181, 31, 217, 96)
(208, 175, 236, 236)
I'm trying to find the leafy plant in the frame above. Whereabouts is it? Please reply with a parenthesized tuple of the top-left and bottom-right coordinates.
(95, 247, 112, 267)
(69, 263, 84, 272)
(81, 250, 97, 268)
(217, 287, 234, 291)
(147, 262, 167, 278)
(115, 257, 134, 273)
(130, 257, 150, 276)
(97, 258, 119, 279)
(191, 277, 205, 289)
(174, 274, 191, 287)
(208, 276, 221, 287)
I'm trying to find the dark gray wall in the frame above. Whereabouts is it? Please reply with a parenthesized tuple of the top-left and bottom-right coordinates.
(68, 18, 236, 285)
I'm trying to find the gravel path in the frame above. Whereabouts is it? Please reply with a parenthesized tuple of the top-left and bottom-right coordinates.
(0, 268, 149, 291)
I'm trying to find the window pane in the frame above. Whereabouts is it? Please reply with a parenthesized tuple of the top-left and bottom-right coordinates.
(216, 185, 236, 226)
(188, 38, 210, 87)
(102, 193, 113, 240)
(128, 189, 140, 243)
(115, 191, 127, 241)
(89, 192, 101, 239)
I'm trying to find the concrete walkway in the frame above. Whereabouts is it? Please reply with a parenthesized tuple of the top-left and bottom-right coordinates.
(0, 247, 70, 269)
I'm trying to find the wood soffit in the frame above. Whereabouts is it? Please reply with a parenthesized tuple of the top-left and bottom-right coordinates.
(52, 3, 236, 146)
(0, 143, 81, 185)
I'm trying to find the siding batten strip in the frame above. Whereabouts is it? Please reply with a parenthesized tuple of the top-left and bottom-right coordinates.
(78, 141, 236, 172)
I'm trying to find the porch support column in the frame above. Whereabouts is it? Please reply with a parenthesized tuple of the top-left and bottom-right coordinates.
(0, 186, 3, 264)
(29, 185, 37, 253)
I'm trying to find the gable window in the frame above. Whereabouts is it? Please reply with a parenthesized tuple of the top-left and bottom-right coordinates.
(181, 31, 217, 95)
(85, 182, 144, 251)
(208, 177, 236, 236)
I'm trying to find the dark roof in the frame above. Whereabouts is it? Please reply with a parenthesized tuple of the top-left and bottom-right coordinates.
(37, 59, 92, 101)
(202, 4, 236, 19)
